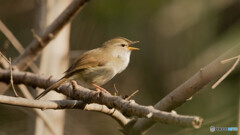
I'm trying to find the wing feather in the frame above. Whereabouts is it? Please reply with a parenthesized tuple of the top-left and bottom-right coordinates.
(65, 48, 106, 77)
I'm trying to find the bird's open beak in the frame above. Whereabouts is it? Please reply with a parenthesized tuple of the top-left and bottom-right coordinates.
(127, 41, 140, 50)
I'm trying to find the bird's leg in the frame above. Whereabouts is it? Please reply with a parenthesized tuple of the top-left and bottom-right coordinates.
(92, 83, 111, 94)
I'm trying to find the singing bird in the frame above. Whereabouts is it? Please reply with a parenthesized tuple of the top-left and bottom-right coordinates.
(35, 37, 139, 99)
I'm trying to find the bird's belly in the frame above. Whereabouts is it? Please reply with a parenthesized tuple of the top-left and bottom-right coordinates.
(71, 66, 116, 89)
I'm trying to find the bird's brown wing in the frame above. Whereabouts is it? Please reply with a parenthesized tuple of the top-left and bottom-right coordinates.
(35, 49, 105, 100)
(65, 49, 106, 77)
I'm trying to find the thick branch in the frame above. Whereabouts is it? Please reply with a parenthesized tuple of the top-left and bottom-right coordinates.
(130, 44, 240, 134)
(13, 0, 89, 71)
(0, 94, 129, 127)
(0, 69, 203, 128)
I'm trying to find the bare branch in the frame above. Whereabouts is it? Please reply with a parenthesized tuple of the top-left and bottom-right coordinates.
(0, 1, 89, 132)
(113, 83, 118, 96)
(0, 52, 11, 94)
(212, 56, 240, 89)
(13, 0, 89, 71)
(0, 20, 39, 73)
(0, 93, 129, 127)
(0, 53, 18, 96)
(0, 95, 86, 109)
(31, 29, 44, 46)
(9, 58, 18, 97)
(17, 84, 57, 135)
(125, 90, 139, 101)
(0, 52, 9, 66)
(1, 52, 57, 134)
(0, 92, 130, 127)
(130, 43, 240, 134)
(221, 55, 240, 64)
(0, 20, 25, 53)
(0, 69, 203, 128)
(0, 53, 129, 129)
(84, 104, 131, 127)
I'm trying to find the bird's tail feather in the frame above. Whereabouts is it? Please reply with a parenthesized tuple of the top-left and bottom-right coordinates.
(35, 77, 67, 100)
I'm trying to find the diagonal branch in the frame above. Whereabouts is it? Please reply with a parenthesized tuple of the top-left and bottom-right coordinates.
(0, 20, 25, 53)
(13, 0, 89, 71)
(0, 68, 203, 128)
(130, 43, 240, 134)
(0, 20, 39, 73)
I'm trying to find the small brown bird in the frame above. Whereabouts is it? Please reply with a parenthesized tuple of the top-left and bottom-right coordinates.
(35, 37, 139, 100)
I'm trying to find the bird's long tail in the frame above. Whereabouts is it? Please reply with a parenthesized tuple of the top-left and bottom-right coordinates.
(35, 77, 67, 100)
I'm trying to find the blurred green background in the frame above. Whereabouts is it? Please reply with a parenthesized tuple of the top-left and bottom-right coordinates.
(0, 0, 239, 135)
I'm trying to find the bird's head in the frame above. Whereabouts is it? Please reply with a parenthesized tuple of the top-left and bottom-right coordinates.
(103, 37, 140, 55)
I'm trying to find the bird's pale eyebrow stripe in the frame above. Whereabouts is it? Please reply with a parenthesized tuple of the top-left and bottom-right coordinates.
(115, 37, 133, 44)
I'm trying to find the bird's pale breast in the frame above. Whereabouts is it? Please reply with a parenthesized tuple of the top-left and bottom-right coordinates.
(71, 66, 116, 89)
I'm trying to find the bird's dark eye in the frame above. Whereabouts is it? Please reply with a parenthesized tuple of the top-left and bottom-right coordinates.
(121, 44, 126, 47)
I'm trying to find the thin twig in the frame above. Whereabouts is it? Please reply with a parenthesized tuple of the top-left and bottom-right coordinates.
(0, 52, 9, 63)
(0, 53, 18, 96)
(114, 83, 118, 96)
(0, 52, 12, 94)
(31, 29, 44, 46)
(221, 55, 240, 64)
(212, 57, 240, 89)
(125, 90, 139, 101)
(0, 53, 9, 68)
(9, 58, 18, 97)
